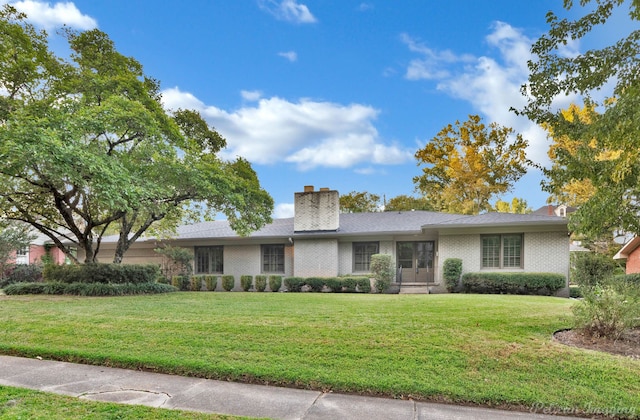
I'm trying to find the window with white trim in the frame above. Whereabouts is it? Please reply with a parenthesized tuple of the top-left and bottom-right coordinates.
(353, 242, 379, 272)
(481, 234, 522, 269)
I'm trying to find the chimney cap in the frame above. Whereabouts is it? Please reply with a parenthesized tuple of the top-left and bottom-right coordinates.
(304, 185, 314, 192)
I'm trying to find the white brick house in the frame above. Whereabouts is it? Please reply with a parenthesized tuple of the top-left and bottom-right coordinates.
(97, 186, 570, 295)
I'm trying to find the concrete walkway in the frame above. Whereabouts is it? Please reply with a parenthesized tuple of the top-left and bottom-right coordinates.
(0, 355, 577, 419)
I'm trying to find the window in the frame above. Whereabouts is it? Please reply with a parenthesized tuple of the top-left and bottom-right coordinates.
(353, 242, 379, 272)
(262, 244, 284, 273)
(481, 234, 522, 268)
(195, 246, 223, 274)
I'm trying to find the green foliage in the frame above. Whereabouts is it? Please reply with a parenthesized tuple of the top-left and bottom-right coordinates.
(1, 264, 43, 288)
(221, 275, 235, 291)
(461, 272, 566, 295)
(569, 285, 582, 299)
(44, 263, 160, 285)
(414, 115, 529, 215)
(0, 10, 273, 263)
(442, 258, 462, 292)
(521, 0, 640, 239)
(384, 195, 433, 212)
(171, 275, 190, 291)
(284, 277, 304, 292)
(324, 278, 342, 292)
(370, 254, 393, 293)
(355, 277, 371, 293)
(3, 281, 176, 295)
(305, 277, 325, 292)
(0, 221, 36, 278)
(268, 275, 282, 292)
(571, 252, 616, 287)
(573, 282, 640, 340)
(205, 275, 217, 291)
(339, 191, 381, 213)
(254, 275, 267, 292)
(154, 246, 193, 281)
(240, 275, 253, 291)
(189, 275, 203, 291)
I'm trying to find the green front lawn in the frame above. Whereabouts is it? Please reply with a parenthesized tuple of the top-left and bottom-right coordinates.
(0, 293, 638, 418)
(0, 385, 243, 419)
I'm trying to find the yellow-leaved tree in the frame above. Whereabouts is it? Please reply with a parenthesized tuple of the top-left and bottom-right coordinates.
(414, 115, 529, 215)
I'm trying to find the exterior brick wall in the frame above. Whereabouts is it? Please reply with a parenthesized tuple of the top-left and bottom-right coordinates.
(626, 247, 640, 274)
(294, 189, 339, 232)
(437, 231, 569, 295)
(294, 239, 338, 277)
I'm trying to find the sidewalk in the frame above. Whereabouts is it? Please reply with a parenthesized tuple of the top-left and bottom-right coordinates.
(0, 355, 577, 419)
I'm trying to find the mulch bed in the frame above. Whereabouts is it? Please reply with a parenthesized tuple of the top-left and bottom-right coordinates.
(554, 327, 640, 359)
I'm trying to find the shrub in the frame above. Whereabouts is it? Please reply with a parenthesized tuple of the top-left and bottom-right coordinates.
(571, 252, 616, 287)
(569, 285, 582, 298)
(324, 277, 342, 292)
(370, 254, 393, 293)
(44, 263, 160, 285)
(355, 277, 371, 293)
(461, 272, 565, 295)
(3, 282, 46, 295)
(306, 277, 325, 292)
(154, 245, 193, 280)
(573, 283, 640, 340)
(1, 264, 44, 288)
(284, 277, 304, 292)
(222, 275, 235, 291)
(443, 258, 462, 292)
(268, 275, 282, 292)
(254, 275, 267, 292)
(172, 275, 190, 291)
(240, 275, 253, 291)
(205, 275, 217, 291)
(341, 277, 357, 293)
(190, 275, 204, 291)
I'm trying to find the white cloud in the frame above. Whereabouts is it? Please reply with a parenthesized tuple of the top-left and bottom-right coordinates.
(10, 1, 97, 29)
(273, 203, 295, 218)
(400, 33, 474, 80)
(278, 51, 298, 62)
(161, 88, 413, 170)
(401, 22, 573, 167)
(241, 90, 263, 102)
(258, 0, 317, 24)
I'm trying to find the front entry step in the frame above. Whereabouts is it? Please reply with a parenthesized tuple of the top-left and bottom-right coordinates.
(399, 283, 430, 294)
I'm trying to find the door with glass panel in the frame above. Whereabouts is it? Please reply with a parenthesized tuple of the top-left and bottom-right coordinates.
(396, 241, 434, 283)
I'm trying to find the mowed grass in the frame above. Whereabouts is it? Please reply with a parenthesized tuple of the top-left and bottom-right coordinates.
(0, 293, 639, 417)
(0, 385, 244, 419)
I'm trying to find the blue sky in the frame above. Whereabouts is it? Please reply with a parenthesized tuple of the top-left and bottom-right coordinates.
(5, 0, 630, 218)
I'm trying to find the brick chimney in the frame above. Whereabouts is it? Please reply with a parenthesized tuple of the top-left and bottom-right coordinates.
(294, 186, 339, 232)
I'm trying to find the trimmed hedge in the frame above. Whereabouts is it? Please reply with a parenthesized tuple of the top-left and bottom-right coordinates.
(3, 281, 177, 296)
(44, 263, 160, 285)
(240, 275, 253, 291)
(254, 275, 267, 292)
(281, 276, 371, 293)
(461, 272, 565, 295)
(268, 275, 282, 292)
(222, 275, 235, 291)
(443, 258, 462, 292)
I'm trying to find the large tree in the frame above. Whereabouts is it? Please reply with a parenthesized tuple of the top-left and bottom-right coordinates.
(339, 191, 381, 213)
(414, 115, 529, 215)
(384, 195, 433, 212)
(520, 0, 640, 238)
(0, 7, 273, 263)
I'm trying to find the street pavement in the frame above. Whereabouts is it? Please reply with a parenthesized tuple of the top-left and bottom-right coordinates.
(0, 355, 579, 419)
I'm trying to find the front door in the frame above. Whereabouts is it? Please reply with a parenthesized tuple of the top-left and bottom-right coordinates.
(397, 241, 434, 283)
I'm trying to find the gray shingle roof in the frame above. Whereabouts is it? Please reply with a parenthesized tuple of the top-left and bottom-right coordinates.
(102, 210, 567, 243)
